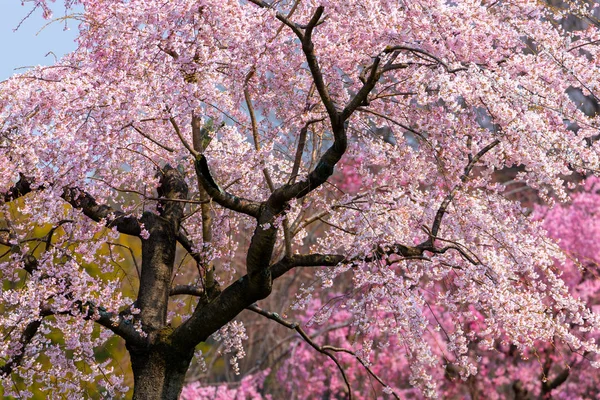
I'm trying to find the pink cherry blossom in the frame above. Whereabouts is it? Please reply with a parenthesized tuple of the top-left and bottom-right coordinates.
(2, 0, 600, 398)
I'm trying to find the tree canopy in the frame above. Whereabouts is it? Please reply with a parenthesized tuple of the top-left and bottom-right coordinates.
(1, 0, 600, 398)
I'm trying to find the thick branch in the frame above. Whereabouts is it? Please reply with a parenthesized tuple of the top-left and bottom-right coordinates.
(171, 252, 343, 349)
(81, 302, 144, 344)
(194, 155, 261, 218)
(341, 57, 381, 120)
(170, 285, 205, 297)
(245, 209, 278, 298)
(543, 368, 570, 393)
(156, 165, 189, 224)
(270, 253, 345, 279)
(1, 173, 33, 203)
(2, 176, 142, 237)
(62, 187, 142, 236)
(190, 115, 220, 295)
(171, 271, 255, 349)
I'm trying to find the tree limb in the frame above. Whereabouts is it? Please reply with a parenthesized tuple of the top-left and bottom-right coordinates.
(0, 302, 143, 378)
(62, 187, 142, 236)
(170, 285, 205, 297)
(270, 253, 345, 279)
(193, 155, 262, 218)
(247, 304, 353, 399)
(427, 140, 499, 242)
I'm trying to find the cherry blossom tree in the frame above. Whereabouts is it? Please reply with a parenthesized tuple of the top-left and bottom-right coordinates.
(212, 177, 600, 399)
(2, 0, 600, 398)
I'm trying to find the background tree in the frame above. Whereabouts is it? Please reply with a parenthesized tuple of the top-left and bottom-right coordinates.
(188, 175, 599, 400)
(2, 0, 600, 399)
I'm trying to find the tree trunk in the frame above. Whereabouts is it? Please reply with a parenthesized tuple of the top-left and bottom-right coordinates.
(128, 339, 194, 400)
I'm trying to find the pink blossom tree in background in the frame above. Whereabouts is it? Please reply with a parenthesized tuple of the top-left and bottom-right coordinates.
(216, 178, 600, 399)
(2, 0, 600, 398)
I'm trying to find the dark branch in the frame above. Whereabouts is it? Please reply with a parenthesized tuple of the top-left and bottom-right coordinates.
(194, 155, 261, 218)
(62, 187, 142, 236)
(136, 166, 189, 331)
(82, 302, 144, 344)
(288, 118, 324, 184)
(246, 0, 303, 37)
(170, 285, 205, 297)
(341, 56, 381, 120)
(321, 345, 401, 400)
(428, 140, 499, 240)
(0, 302, 142, 378)
(301, 6, 338, 121)
(543, 368, 570, 393)
(156, 165, 189, 224)
(176, 231, 204, 266)
(0, 318, 42, 377)
(1, 173, 33, 203)
(2, 175, 142, 236)
(382, 45, 468, 73)
(247, 304, 353, 399)
(270, 253, 345, 279)
(171, 252, 343, 349)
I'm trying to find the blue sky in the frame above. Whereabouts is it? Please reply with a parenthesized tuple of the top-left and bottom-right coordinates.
(0, 2, 79, 80)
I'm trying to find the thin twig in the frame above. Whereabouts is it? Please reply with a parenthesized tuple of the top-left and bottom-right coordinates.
(247, 304, 353, 399)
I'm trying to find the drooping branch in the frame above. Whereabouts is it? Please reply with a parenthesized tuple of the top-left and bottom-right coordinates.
(320, 345, 401, 400)
(0, 317, 44, 377)
(248, 303, 402, 398)
(427, 139, 500, 242)
(0, 301, 142, 378)
(173, 2, 442, 357)
(247, 304, 354, 399)
(125, 123, 175, 153)
(382, 45, 468, 73)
